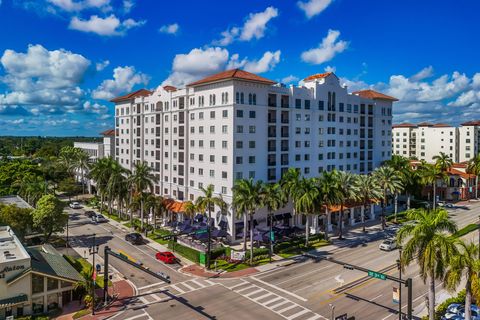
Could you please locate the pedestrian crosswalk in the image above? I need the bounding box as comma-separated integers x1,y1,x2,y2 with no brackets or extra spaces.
137,278,217,305
219,280,327,320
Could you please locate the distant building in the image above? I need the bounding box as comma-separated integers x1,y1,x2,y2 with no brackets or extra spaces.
0,195,31,209
393,121,480,163
0,226,82,318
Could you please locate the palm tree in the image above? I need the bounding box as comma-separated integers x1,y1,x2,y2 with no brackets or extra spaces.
106,161,130,215
385,155,410,218
316,171,342,240
89,157,114,213
467,154,480,199
261,183,286,262
73,266,94,310
397,208,458,320
433,152,453,172
196,184,226,269
334,171,359,240
444,241,480,320
74,149,91,195
280,167,301,229
355,174,382,232
153,196,166,230
373,166,403,229
402,166,421,210
291,178,320,246
128,162,158,233
231,179,263,266
419,163,447,210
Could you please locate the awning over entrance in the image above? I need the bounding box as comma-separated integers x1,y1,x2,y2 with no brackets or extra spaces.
163,199,187,213
0,294,28,308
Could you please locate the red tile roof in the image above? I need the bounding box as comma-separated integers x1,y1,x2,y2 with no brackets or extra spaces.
432,123,452,128
392,123,417,128
100,129,115,137
163,199,187,213
352,89,399,101
448,168,475,179
417,122,433,127
187,69,276,87
461,120,480,126
163,85,177,92
303,72,335,82
110,88,152,103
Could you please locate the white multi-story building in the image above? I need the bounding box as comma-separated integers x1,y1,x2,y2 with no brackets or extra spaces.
393,121,480,163
112,69,396,241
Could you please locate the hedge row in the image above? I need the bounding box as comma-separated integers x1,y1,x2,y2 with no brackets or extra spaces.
274,233,324,253
168,241,200,264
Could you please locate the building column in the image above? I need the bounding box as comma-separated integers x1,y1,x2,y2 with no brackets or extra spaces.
327,211,333,232
361,206,365,224
349,208,355,226
312,214,319,234
370,205,375,220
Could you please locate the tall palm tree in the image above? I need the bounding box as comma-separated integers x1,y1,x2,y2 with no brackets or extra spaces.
373,166,403,230
355,174,382,232
444,241,480,320
106,161,130,215
89,157,114,213
128,162,158,233
183,201,197,219
280,168,301,230
74,149,91,195
196,184,227,269
152,196,165,230
261,183,286,262
433,152,453,172
397,208,458,320
419,163,447,210
316,171,342,240
385,155,410,218
402,166,421,210
334,171,359,240
467,154,480,199
231,179,263,266
296,178,320,246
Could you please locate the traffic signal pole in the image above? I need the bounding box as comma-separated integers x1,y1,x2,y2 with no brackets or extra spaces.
305,254,413,320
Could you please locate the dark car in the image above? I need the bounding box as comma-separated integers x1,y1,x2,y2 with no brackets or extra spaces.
125,233,144,245
84,211,96,218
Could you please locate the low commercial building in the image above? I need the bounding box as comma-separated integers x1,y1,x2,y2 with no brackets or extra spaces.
0,226,82,318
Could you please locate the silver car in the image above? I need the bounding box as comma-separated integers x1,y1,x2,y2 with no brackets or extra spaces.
379,239,397,251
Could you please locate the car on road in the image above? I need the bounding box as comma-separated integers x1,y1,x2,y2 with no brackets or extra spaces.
155,251,177,264
84,210,96,218
69,202,82,209
125,233,144,245
92,213,108,223
445,203,454,208
379,239,397,251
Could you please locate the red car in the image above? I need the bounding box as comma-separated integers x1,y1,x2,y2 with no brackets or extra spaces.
155,251,177,264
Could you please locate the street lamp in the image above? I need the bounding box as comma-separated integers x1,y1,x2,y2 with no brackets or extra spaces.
329,303,335,320
88,234,100,315
397,246,403,320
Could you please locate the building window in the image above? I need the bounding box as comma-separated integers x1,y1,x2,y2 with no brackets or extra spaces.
249,141,256,148
222,110,228,118
222,171,227,179
32,274,44,294
47,278,58,291
249,156,255,164
236,110,243,118
249,111,256,118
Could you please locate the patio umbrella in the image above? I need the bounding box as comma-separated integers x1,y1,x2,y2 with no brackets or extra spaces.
194,232,209,241
179,225,194,234
194,214,204,222
193,222,208,229
212,229,228,238
252,232,266,242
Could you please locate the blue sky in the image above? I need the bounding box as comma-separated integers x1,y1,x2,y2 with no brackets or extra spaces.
0,0,479,136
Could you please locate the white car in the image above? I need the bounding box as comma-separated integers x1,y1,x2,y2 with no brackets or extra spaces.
92,213,108,223
379,239,397,251
69,202,82,209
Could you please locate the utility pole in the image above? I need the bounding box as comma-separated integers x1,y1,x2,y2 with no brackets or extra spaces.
88,234,99,315
397,246,403,320
269,213,273,263
329,303,335,320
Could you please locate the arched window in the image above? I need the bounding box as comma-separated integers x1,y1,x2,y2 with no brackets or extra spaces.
156,101,163,111
240,92,244,104
236,92,240,104
225,92,228,104
457,178,463,187
221,93,225,104
253,94,256,105
248,93,252,105
449,178,455,187
212,94,216,105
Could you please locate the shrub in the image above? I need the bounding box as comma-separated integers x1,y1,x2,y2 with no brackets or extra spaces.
245,247,269,259
433,289,466,320
168,241,200,264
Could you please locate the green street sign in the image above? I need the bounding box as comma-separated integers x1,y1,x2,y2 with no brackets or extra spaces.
196,229,208,235
199,252,206,266
270,231,275,241
368,270,387,280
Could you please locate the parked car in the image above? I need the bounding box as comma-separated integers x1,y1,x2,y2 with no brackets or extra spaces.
379,239,397,251
155,251,178,264
125,233,144,245
84,210,96,218
69,202,82,209
445,203,454,208
92,213,108,223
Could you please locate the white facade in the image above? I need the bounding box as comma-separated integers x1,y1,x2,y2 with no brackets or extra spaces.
73,141,104,161
393,121,480,163
113,70,395,240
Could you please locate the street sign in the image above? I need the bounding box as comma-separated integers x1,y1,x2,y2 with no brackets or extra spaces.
196,229,208,235
335,314,348,320
393,286,399,304
368,270,387,280
199,252,206,266
270,231,275,241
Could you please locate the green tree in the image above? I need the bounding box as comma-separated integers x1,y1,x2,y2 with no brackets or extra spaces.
467,154,480,199
291,178,320,246
385,155,409,218
444,241,480,320
196,184,227,268
373,166,403,229
58,177,81,202
355,174,382,233
316,171,341,240
0,204,33,240
32,194,68,242
73,266,94,309
335,171,359,240
89,157,114,213
433,152,453,172
128,162,158,233
397,208,458,320
419,162,447,210
261,183,286,262
73,149,91,195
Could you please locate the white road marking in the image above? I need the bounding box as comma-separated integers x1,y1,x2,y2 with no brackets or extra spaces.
305,315,322,320
228,281,250,290
191,279,207,288
274,265,332,286
169,284,185,294
236,285,257,293
138,282,166,291
334,274,345,285
179,281,196,291
244,288,265,297
267,300,290,310
262,296,283,306
287,309,311,320
250,276,308,302
276,304,297,314
370,294,383,302
124,313,148,320
253,293,274,302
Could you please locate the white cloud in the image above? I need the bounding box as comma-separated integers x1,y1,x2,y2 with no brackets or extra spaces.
162,47,280,87
47,0,111,12
69,14,145,36
95,59,110,71
215,6,278,46
324,65,336,73
297,0,332,19
281,75,299,84
227,50,281,73
0,44,90,108
301,29,348,64
122,0,134,13
92,65,150,100
409,66,434,82
82,101,108,114
159,23,179,35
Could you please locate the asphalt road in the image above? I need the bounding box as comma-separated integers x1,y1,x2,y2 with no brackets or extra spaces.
64,202,480,320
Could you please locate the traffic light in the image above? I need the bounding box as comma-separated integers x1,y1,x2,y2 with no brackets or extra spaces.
343,264,354,270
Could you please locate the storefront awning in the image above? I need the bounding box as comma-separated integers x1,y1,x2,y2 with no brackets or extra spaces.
0,294,28,308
